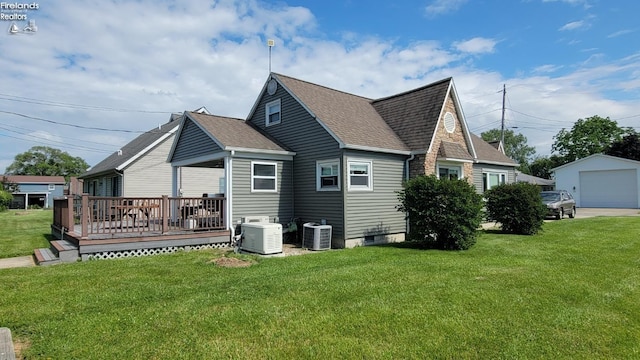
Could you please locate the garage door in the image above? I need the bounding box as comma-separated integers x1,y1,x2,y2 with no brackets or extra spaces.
580,169,638,208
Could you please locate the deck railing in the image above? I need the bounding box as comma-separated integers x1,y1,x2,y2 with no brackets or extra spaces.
54,195,226,239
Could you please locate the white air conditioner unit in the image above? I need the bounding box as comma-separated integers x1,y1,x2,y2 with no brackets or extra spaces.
303,223,332,250
241,222,282,255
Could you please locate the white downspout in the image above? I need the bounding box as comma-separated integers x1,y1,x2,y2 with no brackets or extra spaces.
404,153,416,236
226,151,234,237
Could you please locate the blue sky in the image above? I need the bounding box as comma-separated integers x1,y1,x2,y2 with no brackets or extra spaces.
1,0,639,172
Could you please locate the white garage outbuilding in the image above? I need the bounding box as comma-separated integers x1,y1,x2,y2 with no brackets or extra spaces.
553,154,640,208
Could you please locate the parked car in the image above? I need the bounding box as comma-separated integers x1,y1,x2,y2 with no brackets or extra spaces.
541,190,576,220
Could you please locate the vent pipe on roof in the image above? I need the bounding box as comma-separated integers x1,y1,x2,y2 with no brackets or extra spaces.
117,149,122,156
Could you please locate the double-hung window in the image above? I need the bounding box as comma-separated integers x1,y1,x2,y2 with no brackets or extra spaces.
317,160,340,191
347,160,372,191
265,99,281,126
438,165,462,180
251,161,277,192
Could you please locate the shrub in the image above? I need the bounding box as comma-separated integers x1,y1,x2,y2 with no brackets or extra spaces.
0,190,12,212
397,175,484,250
484,182,546,235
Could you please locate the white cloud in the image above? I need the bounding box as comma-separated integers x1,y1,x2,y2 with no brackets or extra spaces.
607,29,634,38
453,37,498,54
0,0,638,171
533,64,564,74
425,0,468,16
559,20,587,31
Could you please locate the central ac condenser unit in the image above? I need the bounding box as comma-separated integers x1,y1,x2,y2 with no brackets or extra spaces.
303,223,332,250
241,222,282,255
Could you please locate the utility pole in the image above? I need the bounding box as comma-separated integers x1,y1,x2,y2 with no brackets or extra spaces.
500,84,506,146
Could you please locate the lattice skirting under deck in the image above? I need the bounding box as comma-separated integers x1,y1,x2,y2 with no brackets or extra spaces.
85,243,230,260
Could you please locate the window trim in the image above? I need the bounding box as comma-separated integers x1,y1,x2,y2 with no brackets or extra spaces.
347,159,373,191
437,163,463,180
48,184,56,191
265,99,281,127
482,170,507,192
316,159,340,192
251,161,278,192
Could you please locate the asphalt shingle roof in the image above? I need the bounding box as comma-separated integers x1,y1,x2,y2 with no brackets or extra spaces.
274,74,410,153
1,175,65,184
470,133,517,165
438,141,474,161
81,119,180,178
186,112,290,152
372,78,451,152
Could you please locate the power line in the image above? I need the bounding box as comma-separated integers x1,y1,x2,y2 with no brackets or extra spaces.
0,119,119,149
0,110,173,134
0,125,114,153
0,93,173,114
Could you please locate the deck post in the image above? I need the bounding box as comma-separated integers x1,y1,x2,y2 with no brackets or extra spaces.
161,195,169,234
81,194,89,239
65,195,74,231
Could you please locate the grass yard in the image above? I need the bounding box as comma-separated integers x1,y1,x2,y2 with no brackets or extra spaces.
1,217,639,359
0,210,51,258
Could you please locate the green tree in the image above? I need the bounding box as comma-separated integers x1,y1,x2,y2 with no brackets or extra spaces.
481,129,536,172
1,176,19,192
552,115,632,162
605,132,640,161
5,146,89,179
528,155,566,179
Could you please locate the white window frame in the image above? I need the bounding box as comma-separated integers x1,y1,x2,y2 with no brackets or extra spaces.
251,161,277,192
437,163,463,180
265,99,281,126
316,159,340,191
482,170,507,192
347,159,373,191
48,184,56,191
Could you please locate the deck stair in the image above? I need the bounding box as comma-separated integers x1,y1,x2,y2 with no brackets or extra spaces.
34,239,79,266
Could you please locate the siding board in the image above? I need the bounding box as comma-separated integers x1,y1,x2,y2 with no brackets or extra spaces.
231,158,294,224
172,119,222,162
247,85,345,241
344,151,407,240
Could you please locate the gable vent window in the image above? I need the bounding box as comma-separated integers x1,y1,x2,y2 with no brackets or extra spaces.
265,99,281,126
444,112,456,133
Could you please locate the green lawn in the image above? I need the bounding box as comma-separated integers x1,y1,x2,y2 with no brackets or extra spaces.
1,217,639,359
0,210,51,258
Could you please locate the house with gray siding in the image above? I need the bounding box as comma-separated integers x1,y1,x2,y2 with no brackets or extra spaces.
168,73,516,248
469,134,518,194
80,110,223,198
1,175,66,209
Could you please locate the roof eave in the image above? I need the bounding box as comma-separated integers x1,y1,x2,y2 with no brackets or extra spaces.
342,144,411,156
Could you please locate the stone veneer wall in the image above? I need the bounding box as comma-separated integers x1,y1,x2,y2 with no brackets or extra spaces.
410,93,473,183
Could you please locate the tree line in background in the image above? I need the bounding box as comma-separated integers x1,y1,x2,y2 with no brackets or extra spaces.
482,115,640,179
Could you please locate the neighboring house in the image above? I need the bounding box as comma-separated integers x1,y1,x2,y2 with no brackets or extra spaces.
514,171,555,190
80,110,224,197
168,73,517,248
553,154,640,208
470,134,517,193
1,175,65,209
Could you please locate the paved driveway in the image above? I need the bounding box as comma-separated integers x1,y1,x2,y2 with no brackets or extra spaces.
574,208,640,219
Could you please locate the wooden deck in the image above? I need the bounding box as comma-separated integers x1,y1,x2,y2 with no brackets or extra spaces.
50,195,231,261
